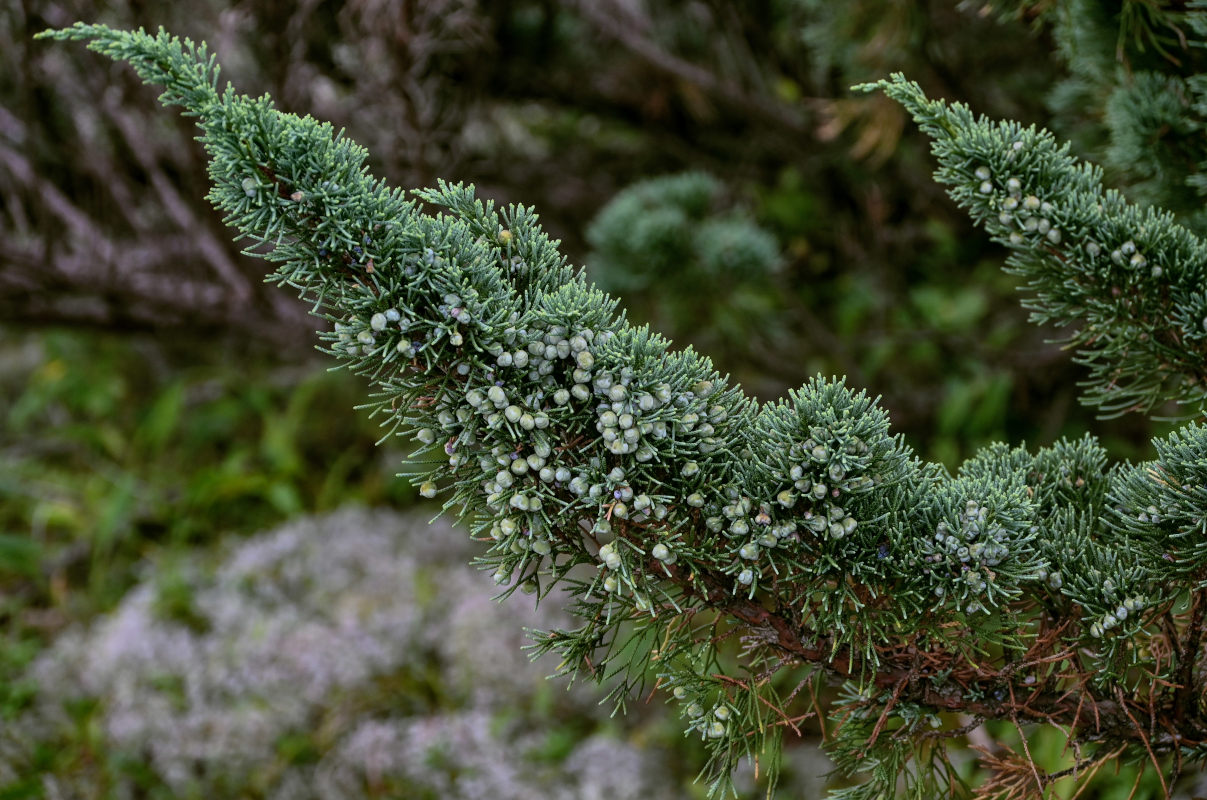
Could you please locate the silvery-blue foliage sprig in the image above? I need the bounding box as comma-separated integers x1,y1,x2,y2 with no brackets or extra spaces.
42,24,1207,798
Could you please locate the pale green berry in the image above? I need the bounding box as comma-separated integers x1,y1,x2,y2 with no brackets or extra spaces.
487,386,507,405
673,686,688,700
357,330,375,345
707,721,726,738
531,539,552,556
416,428,436,444
504,405,523,423
370,312,388,331
576,350,595,369
687,703,704,717
603,575,618,593
242,177,259,196
652,543,671,562
553,388,571,405
737,568,754,585
494,568,510,585
714,706,731,721
533,438,552,459
739,543,760,560
682,461,700,477
419,481,438,498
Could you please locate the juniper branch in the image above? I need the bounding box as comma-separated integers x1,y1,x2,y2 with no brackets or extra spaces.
41,23,1207,798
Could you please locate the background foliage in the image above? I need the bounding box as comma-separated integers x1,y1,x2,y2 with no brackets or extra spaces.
4,1,1205,797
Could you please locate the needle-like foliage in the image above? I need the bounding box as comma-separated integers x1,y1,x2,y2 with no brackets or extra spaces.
40,22,1207,798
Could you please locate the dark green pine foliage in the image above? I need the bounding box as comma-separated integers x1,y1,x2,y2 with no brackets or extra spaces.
42,21,1207,799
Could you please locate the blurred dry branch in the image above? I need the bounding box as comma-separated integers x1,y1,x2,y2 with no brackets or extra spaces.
2,0,489,351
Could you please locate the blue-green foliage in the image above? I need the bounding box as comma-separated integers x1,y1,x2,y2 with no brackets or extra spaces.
41,22,1207,799
586,172,780,291
584,172,785,382
863,73,1207,419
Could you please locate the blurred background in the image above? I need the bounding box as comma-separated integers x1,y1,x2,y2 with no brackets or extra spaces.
1,1,1197,797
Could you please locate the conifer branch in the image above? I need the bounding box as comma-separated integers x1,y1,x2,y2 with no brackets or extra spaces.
41,23,1207,797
